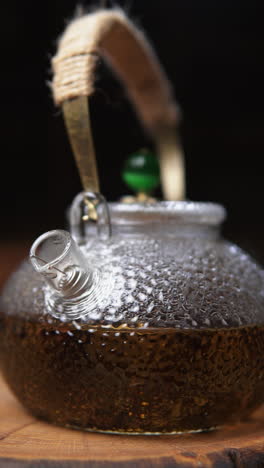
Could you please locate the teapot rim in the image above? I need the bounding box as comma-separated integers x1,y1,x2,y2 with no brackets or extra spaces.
108,201,226,226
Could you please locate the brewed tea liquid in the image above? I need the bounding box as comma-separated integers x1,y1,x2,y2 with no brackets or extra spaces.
1,313,264,434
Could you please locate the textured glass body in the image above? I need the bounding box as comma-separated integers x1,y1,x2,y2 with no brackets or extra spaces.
1,202,264,433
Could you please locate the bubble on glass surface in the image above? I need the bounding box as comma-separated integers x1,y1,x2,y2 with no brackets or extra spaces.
138,293,147,302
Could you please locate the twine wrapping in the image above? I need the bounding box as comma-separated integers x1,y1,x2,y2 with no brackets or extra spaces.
52,9,179,132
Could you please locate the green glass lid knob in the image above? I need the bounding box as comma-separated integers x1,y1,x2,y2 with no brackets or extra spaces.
122,150,160,194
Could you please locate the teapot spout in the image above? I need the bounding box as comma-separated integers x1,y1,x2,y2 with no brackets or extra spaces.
30,230,93,299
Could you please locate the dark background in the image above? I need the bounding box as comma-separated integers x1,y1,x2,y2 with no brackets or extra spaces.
1,1,264,262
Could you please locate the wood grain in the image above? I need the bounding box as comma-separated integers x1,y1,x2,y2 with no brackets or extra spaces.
1,242,264,467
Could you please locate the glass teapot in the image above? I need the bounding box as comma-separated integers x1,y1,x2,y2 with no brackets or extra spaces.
1,8,264,435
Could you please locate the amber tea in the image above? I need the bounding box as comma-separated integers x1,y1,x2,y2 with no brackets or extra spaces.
1,312,264,434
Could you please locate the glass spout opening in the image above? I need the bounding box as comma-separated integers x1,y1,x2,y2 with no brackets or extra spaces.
30,230,71,270
30,230,92,298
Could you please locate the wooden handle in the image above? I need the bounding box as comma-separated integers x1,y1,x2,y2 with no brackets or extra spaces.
52,8,185,200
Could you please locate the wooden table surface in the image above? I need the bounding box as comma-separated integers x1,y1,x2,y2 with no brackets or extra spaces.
1,241,264,468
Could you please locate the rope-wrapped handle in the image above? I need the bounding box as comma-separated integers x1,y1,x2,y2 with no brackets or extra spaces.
52,8,185,200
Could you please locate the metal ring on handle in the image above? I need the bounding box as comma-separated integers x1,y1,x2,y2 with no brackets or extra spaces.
52,8,185,201
69,191,112,244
